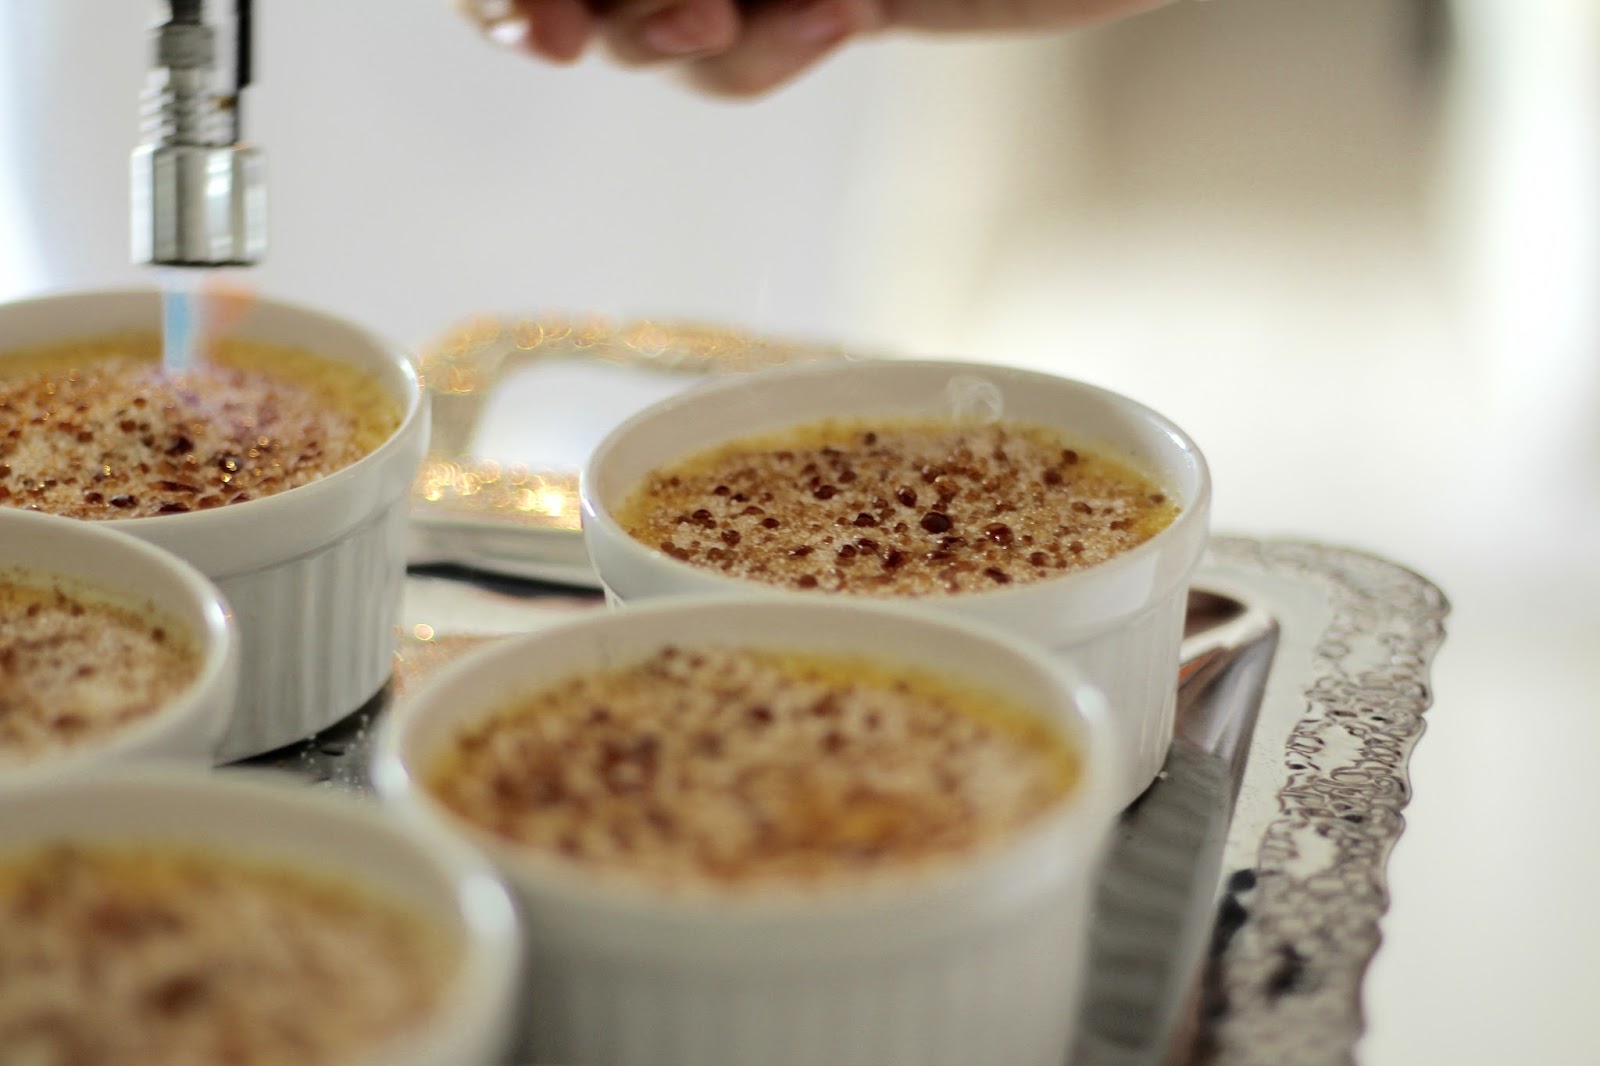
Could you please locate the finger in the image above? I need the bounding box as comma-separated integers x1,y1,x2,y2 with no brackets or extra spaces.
517,0,598,62
600,0,742,65
459,0,596,63
682,0,881,97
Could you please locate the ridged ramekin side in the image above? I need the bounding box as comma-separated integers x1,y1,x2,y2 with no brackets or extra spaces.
521,873,1089,1066
212,498,409,759
1052,583,1191,804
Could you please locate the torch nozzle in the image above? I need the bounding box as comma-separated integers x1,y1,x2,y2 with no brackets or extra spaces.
131,0,265,268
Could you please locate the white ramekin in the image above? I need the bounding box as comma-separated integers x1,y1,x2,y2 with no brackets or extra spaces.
580,359,1211,804
373,596,1123,1066
0,508,237,785
0,288,429,759
0,768,522,1066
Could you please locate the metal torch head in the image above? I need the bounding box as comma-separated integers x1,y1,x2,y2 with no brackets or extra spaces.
131,142,266,267
132,0,266,268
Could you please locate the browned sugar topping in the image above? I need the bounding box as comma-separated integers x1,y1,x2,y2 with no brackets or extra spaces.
0,844,455,1066
0,333,399,520
0,575,198,764
617,418,1180,596
429,646,1078,890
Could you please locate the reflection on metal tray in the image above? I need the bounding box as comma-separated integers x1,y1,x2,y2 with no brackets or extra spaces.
406,317,857,586
234,536,1448,1066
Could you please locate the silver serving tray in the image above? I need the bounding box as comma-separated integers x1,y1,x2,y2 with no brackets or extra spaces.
237,536,1448,1066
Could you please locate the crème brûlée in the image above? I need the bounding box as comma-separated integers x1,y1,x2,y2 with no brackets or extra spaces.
0,844,456,1066
0,573,198,764
427,645,1080,891
616,417,1180,597
0,333,400,520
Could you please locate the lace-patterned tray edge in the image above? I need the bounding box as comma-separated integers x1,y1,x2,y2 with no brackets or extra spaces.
1191,536,1449,1066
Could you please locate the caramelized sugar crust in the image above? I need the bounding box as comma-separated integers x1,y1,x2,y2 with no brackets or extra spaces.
430,646,1079,890
0,844,455,1066
0,575,197,763
0,333,399,520
618,418,1179,596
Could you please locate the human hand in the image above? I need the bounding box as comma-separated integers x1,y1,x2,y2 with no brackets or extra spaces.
459,0,1169,98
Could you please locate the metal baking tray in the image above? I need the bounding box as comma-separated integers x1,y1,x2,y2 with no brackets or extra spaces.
236,536,1447,1066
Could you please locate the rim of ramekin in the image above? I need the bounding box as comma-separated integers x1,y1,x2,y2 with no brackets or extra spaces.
0,287,424,540
580,357,1211,610
0,767,522,1066
371,595,1124,926
0,508,237,785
